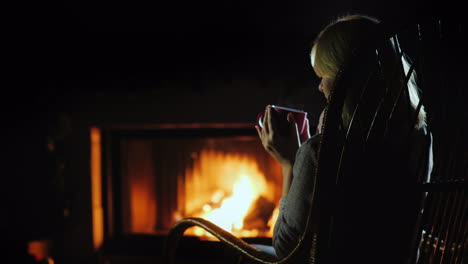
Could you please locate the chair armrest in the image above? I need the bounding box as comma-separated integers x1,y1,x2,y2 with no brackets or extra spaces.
164,217,279,264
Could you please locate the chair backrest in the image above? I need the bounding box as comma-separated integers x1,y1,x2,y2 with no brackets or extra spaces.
397,19,467,264
309,18,466,264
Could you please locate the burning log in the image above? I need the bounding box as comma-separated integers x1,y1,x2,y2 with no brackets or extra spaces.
243,196,276,231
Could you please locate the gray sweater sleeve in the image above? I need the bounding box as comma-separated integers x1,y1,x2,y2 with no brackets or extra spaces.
272,134,321,258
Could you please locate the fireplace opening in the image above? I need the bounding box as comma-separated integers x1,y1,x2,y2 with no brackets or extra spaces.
99,125,283,242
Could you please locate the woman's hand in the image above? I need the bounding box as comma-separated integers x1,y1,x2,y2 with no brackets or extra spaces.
255,106,301,169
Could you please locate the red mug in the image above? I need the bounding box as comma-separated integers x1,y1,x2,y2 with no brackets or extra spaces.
257,105,308,141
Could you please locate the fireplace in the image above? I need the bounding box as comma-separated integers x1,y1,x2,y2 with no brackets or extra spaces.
92,123,283,248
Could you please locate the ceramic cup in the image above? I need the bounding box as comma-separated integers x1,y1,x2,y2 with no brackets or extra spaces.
256,105,308,140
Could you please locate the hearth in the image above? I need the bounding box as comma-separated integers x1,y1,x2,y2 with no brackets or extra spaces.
91,123,282,249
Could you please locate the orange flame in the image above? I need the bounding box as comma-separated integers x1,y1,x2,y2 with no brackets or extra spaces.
181,149,277,238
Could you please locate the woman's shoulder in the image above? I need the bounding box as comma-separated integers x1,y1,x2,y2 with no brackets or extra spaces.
298,134,322,155
302,134,322,147
293,134,321,177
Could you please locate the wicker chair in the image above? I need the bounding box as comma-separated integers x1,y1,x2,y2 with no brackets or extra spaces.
164,19,467,264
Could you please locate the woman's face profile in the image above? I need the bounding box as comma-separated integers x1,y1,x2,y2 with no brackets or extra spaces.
318,77,334,100
311,44,335,100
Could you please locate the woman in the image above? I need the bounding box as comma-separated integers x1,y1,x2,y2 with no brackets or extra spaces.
255,14,432,262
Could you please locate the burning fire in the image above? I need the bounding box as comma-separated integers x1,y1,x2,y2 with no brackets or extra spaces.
179,149,278,238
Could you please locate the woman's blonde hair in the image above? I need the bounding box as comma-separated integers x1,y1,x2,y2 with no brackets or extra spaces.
311,14,426,129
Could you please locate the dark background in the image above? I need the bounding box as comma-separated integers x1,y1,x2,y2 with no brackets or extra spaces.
4,0,462,263
10,0,445,107
7,0,448,116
